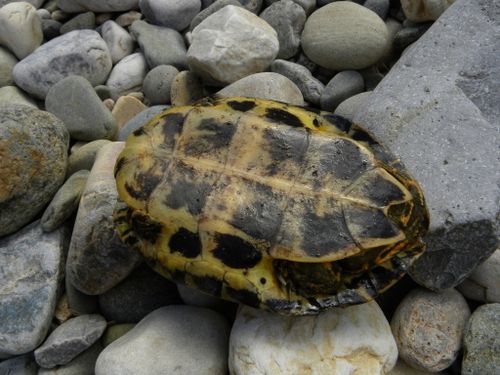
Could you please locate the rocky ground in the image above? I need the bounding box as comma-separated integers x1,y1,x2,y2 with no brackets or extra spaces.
0,0,499,374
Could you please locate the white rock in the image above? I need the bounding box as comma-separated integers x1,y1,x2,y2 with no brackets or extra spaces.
401,0,455,22
106,52,147,95
0,2,43,59
229,302,398,375
187,5,279,85
101,20,135,64
58,0,139,13
0,0,44,7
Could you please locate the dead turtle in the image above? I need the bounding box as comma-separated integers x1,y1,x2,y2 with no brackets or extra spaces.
114,97,429,315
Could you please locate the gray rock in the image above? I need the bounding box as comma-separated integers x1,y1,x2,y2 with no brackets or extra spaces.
393,22,433,52
58,0,139,13
36,8,51,19
0,85,38,108
0,222,68,358
215,72,304,105
139,0,201,30
0,46,17,87
130,20,187,69
320,70,365,111
99,264,181,323
334,91,373,120
265,0,316,15
12,30,112,99
101,20,134,64
95,306,230,375
0,2,43,59
190,0,242,31
301,2,389,70
118,105,168,140
260,0,306,59
0,354,37,374
60,11,95,34
401,0,455,22
41,19,62,41
65,277,98,316
45,75,117,141
143,65,179,105
38,342,103,375
462,303,500,375
363,0,390,19
354,0,500,291
34,315,106,369
170,70,205,107
391,288,470,372
187,5,278,85
106,52,148,95
360,65,385,90
270,59,324,105
66,142,142,295
66,139,111,176
457,249,500,303
41,170,90,232
237,0,262,13
0,105,69,237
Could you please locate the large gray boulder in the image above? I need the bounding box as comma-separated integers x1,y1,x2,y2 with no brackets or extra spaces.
354,0,499,290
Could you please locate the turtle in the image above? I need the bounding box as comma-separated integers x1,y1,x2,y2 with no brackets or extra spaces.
113,96,429,315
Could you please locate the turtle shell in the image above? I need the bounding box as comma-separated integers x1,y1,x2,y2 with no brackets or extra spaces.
114,97,429,315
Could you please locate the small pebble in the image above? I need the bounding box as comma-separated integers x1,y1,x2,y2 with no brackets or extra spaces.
60,11,95,34
401,0,455,22
66,139,111,176
106,52,148,96
0,46,17,87
101,20,135,64
140,0,201,31
112,95,147,130
170,70,204,107
41,19,62,40
115,10,142,27
320,70,365,111
143,65,179,105
54,294,74,324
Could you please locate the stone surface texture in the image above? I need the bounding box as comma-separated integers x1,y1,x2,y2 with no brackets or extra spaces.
139,0,201,30
58,0,139,13
38,342,103,375
354,0,500,290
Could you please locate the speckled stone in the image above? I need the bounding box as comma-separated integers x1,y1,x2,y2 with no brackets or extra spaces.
0,105,69,236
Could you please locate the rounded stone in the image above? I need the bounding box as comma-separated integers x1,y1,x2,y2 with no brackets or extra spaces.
139,0,201,31
215,72,304,105
111,95,147,130
45,75,117,141
101,20,134,64
265,0,316,15
401,0,455,22
0,2,43,59
363,0,390,20
12,29,112,99
320,70,365,111
66,139,111,176
95,306,230,375
229,301,397,374
41,19,62,40
390,288,471,372
189,0,242,31
0,354,38,374
462,303,500,374
301,1,389,70
0,105,69,236
38,342,103,375
143,65,179,105
102,324,135,347
0,46,17,87
170,70,204,107
118,105,168,141
106,52,148,96
0,85,38,108
187,5,279,85
60,11,96,34
334,91,373,120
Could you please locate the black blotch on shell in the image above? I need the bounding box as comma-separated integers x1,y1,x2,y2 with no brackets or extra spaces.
212,234,262,269
169,227,202,258
226,99,257,112
114,157,127,178
130,212,163,243
321,114,352,133
350,126,378,145
125,172,162,202
264,108,304,128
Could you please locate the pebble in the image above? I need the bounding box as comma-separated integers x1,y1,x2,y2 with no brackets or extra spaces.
98,264,181,323
0,46,17,87
401,0,455,22
462,303,500,375
66,142,142,295
130,20,187,69
58,0,139,13
118,105,168,140
60,11,95,34
101,20,135,64
0,105,69,236
321,70,365,111
229,302,397,374
95,306,230,375
363,0,390,19
0,354,38,374
66,139,111,176
38,342,103,375
216,72,304,105
12,30,112,99
0,85,38,107
393,22,433,52
270,59,324,105
457,249,500,303
106,52,148,96
115,10,142,27
170,70,204,107
34,314,106,369
51,9,70,22
0,222,68,357
189,0,242,31
41,170,90,232
260,0,306,59
0,2,42,60
111,95,147,129
45,75,117,141
301,1,389,70
265,0,316,15
102,324,135,347
41,19,62,40
390,288,470,372
187,5,279,85
140,0,201,31
334,91,373,120
143,65,179,105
